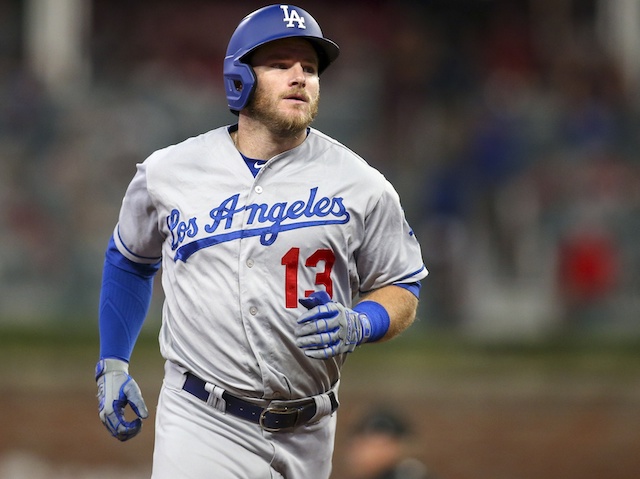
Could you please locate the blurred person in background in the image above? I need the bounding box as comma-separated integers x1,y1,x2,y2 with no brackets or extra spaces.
342,408,437,479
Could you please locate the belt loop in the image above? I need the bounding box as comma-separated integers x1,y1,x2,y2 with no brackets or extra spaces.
205,383,226,412
310,392,335,423
165,360,188,387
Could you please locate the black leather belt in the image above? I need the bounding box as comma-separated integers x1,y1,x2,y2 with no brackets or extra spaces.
182,372,338,432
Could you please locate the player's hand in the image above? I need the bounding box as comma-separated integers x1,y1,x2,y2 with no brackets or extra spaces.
95,358,149,441
296,291,372,359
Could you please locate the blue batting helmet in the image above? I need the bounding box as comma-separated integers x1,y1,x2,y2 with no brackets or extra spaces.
223,4,340,112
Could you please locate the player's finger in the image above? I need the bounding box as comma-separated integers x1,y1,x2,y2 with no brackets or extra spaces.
296,317,340,336
109,403,144,441
296,319,336,336
123,379,149,418
297,304,338,324
303,346,339,360
103,413,119,436
299,291,332,310
295,330,339,349
115,417,143,442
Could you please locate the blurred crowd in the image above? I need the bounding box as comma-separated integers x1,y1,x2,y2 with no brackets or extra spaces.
1,0,639,335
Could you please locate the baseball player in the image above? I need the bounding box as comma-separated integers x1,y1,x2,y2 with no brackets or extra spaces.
95,4,428,479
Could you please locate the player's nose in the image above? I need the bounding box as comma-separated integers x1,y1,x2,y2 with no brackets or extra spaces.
288,63,306,87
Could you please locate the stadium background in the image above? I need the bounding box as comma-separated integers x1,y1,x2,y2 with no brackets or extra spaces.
1,0,640,478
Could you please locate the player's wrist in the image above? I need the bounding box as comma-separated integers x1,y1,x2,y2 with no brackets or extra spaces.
353,300,390,343
95,357,130,380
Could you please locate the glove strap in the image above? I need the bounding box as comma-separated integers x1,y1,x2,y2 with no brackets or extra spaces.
353,300,390,343
95,357,129,380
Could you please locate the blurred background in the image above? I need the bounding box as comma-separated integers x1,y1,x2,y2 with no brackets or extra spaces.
1,0,640,478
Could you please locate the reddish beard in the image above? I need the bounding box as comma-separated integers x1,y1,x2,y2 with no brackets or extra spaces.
247,86,319,136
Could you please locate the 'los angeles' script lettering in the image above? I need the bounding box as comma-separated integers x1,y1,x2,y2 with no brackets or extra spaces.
168,188,349,261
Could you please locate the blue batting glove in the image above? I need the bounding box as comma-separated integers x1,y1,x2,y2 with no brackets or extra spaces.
296,291,372,359
95,358,149,441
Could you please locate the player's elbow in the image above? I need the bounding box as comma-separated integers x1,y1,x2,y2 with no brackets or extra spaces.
386,295,418,340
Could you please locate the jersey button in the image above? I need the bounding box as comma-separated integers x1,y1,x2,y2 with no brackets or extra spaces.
254,186,263,194
249,306,258,316
246,259,254,268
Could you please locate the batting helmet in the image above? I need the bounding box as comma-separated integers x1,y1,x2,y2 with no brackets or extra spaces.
223,4,340,112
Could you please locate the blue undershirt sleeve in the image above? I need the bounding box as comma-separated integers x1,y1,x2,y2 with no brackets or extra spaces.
99,236,161,361
393,281,421,299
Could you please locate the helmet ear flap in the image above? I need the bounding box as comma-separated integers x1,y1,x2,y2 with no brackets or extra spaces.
223,58,256,112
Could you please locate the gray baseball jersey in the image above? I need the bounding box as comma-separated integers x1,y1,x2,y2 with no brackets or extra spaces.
114,125,427,400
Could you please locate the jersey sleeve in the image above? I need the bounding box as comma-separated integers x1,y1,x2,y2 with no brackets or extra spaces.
113,161,164,264
356,180,428,293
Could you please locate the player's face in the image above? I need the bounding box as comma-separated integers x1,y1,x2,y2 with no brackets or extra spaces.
247,38,320,134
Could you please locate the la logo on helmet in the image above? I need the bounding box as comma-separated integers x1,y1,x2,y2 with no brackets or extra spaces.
281,5,306,29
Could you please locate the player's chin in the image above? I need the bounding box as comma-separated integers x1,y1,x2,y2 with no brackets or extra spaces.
281,100,317,118
280,103,309,117
278,110,315,131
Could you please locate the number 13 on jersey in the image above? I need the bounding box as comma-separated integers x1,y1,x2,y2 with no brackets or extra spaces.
281,247,335,308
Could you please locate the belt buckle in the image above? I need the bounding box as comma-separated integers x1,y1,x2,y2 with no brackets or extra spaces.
259,405,298,432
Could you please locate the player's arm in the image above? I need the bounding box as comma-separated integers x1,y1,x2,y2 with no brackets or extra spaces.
96,235,160,441
98,235,160,360
356,283,419,342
